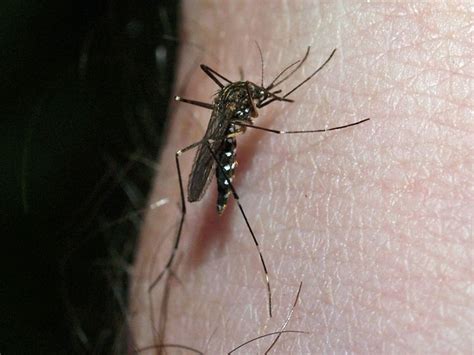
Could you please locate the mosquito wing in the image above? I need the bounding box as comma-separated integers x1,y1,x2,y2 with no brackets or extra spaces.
187,108,229,202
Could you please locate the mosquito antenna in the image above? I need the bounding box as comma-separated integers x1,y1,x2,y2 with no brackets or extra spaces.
265,60,300,91
266,46,311,91
255,41,264,87
282,48,336,99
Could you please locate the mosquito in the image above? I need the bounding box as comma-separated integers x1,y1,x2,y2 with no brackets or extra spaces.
149,46,370,318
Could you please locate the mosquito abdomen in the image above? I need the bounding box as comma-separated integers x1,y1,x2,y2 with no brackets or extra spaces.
216,134,237,215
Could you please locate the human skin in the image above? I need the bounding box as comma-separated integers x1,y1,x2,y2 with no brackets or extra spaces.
130,1,472,354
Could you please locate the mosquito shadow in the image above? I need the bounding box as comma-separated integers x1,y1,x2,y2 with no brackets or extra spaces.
186,189,235,269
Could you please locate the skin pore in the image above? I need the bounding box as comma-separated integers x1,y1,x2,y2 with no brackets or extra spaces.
130,1,472,353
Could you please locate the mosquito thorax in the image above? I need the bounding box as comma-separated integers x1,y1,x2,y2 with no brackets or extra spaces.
216,81,268,121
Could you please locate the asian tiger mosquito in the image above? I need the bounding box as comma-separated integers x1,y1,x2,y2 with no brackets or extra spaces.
149,46,370,318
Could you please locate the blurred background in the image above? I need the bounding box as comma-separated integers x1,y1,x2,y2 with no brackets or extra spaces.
1,0,179,353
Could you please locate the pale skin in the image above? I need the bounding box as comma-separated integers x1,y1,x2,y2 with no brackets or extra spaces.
130,1,472,354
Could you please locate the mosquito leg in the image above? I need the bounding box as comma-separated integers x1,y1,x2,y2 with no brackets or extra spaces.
280,48,336,100
205,141,273,318
265,281,303,354
174,96,214,110
200,64,233,88
258,48,337,108
226,282,305,354
266,46,311,91
148,140,204,292
262,48,337,109
235,118,370,135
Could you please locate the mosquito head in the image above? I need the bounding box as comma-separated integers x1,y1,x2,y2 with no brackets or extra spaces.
232,81,289,122
242,81,292,110
246,82,271,108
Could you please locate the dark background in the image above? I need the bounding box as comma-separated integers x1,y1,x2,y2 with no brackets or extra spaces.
1,0,178,353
